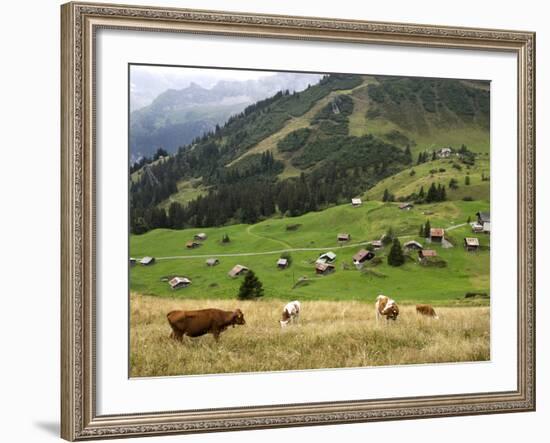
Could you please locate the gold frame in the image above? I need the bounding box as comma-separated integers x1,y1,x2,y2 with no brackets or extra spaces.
61,2,536,440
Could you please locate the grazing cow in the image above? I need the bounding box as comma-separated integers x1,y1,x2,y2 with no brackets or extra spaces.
280,300,301,328
167,308,245,341
375,295,399,322
416,304,439,319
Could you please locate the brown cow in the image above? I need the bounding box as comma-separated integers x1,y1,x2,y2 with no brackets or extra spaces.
416,304,439,319
167,308,245,341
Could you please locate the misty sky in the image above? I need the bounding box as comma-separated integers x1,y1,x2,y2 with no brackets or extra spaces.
130,65,301,111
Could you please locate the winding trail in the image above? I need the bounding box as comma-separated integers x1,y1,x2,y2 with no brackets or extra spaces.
137,223,469,262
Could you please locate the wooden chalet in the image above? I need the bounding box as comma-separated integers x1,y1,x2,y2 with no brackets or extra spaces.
318,251,337,263
403,240,423,251
206,258,220,266
169,277,192,289
140,256,155,266
337,233,351,242
315,262,335,275
418,249,437,261
352,249,375,265
186,241,200,249
277,258,289,269
351,198,362,207
194,233,207,241
429,228,445,243
228,264,248,278
399,202,414,210
464,237,480,251
370,240,383,250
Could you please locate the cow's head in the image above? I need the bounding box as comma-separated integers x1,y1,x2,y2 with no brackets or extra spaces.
386,305,399,321
232,309,246,326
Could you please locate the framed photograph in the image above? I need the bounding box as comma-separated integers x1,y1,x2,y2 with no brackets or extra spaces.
61,1,536,440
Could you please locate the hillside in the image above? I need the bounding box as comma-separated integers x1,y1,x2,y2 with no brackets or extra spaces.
130,73,323,160
130,73,490,235
366,157,490,201
130,199,490,304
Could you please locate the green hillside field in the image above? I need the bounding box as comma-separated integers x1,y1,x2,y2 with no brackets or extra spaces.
130,199,490,306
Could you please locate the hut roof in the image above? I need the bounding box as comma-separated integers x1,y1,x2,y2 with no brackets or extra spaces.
337,233,350,240
319,251,337,261
353,249,374,263
351,198,362,206
464,237,480,247
430,228,445,237
420,249,437,257
206,258,219,265
140,256,155,265
228,264,248,277
404,240,423,249
169,277,191,288
315,262,334,272
277,258,288,266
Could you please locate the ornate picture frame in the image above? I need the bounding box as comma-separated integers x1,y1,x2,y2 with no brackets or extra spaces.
61,1,535,440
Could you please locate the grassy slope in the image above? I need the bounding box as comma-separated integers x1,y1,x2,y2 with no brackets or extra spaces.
131,295,490,377
366,157,490,201
130,199,490,305
347,80,490,156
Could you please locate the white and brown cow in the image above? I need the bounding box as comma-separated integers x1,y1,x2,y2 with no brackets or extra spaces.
279,300,301,328
375,295,399,322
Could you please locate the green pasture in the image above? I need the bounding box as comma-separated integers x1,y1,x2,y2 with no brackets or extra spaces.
130,199,490,306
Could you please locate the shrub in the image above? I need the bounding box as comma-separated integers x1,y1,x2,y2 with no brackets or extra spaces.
238,271,264,300
462,196,474,201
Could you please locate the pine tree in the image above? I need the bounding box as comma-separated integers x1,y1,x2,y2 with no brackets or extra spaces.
426,182,438,203
439,185,447,201
383,188,390,202
465,175,471,185
424,219,431,238
404,145,412,164
222,233,231,243
382,226,395,245
419,224,425,237
238,270,264,300
432,151,437,161
418,186,425,200
387,238,405,267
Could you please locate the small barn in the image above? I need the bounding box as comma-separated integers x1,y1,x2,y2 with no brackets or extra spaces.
430,228,445,243
399,202,414,210
129,257,136,266
438,147,452,158
471,222,484,233
186,241,200,249
464,237,480,251
318,251,337,263
169,277,191,290
418,249,437,261
315,262,335,275
351,198,362,207
194,233,207,241
403,240,423,251
277,258,289,269
337,233,351,242
140,256,155,266
370,240,383,250
482,222,491,234
206,258,220,266
228,264,249,278
476,211,490,226
352,249,375,265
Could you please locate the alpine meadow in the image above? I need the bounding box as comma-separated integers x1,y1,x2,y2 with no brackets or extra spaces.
129,66,491,377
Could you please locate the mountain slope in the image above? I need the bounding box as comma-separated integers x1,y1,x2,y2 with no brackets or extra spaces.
130,73,323,160
130,73,490,234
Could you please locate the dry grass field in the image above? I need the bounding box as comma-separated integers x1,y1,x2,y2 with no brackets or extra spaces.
130,293,490,377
